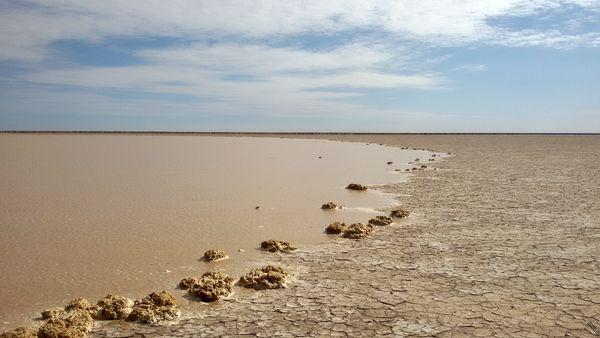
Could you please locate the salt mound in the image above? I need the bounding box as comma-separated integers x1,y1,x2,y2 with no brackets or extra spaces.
203,249,228,262
189,271,234,302
342,223,373,239
96,294,133,320
345,183,368,191
260,240,297,253
390,207,410,218
238,265,289,290
40,308,66,320
65,298,99,318
38,309,95,338
0,327,37,338
178,277,198,290
368,215,393,226
321,202,338,209
325,222,346,234
127,291,180,324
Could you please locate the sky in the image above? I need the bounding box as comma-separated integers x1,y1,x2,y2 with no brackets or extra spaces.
0,0,599,132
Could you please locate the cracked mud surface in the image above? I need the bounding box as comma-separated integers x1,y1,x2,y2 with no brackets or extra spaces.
92,134,600,337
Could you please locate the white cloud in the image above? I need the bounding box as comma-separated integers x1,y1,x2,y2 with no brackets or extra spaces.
1,0,599,62
19,42,443,117
23,42,439,88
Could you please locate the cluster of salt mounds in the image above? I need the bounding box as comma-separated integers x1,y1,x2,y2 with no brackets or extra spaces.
2,291,179,337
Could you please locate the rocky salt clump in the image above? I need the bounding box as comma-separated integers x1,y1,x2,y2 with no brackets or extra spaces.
345,183,368,191
38,309,95,338
203,249,228,262
65,298,99,318
238,265,289,290
368,215,393,226
188,272,234,302
260,240,297,253
0,327,37,338
38,321,80,338
178,277,198,290
41,307,66,320
342,223,373,239
95,294,133,320
390,207,410,219
325,221,347,234
321,202,338,209
127,291,180,324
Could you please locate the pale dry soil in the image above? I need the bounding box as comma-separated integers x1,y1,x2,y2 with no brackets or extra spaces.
93,135,600,337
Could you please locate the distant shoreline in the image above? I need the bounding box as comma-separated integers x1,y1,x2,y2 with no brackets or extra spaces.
1,131,599,136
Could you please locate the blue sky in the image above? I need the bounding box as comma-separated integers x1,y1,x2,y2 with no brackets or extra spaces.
0,1,599,132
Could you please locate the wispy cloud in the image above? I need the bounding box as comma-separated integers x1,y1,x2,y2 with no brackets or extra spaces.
1,1,599,62
137,43,393,74
20,41,444,117
493,30,600,48
452,64,487,72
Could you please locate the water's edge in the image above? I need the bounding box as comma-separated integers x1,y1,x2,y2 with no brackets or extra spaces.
87,136,449,335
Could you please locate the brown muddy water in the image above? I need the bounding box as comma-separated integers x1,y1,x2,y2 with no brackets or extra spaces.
0,134,438,329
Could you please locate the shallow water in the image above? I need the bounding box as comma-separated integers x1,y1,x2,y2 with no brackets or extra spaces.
0,134,435,329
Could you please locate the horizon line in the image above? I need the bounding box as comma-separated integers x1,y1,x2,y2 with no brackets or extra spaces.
1,131,600,136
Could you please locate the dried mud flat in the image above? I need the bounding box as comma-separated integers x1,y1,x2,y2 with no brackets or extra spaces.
92,134,600,337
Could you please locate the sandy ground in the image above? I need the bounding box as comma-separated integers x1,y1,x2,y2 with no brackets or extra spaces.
85,134,600,337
